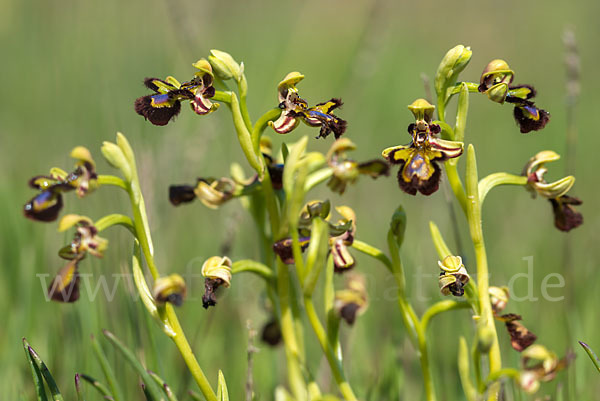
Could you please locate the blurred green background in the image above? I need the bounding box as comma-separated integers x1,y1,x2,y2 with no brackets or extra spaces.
2,0,599,399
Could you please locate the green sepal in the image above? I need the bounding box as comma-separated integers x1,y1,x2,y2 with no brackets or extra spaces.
428,221,452,259
303,217,329,296
454,82,469,144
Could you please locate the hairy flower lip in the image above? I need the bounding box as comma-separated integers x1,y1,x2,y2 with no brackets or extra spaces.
23,191,64,222
383,137,463,196
47,256,83,303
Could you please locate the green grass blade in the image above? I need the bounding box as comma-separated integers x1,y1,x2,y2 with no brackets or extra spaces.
91,334,124,401
188,391,203,400
22,338,48,401
26,343,64,401
102,329,165,400
579,341,600,373
74,374,84,401
148,371,178,401
79,374,113,399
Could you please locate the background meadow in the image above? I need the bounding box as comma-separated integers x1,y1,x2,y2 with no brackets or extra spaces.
1,0,599,399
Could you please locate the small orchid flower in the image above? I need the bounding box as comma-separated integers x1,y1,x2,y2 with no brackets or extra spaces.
383,99,463,195
523,150,583,231
134,59,218,126
478,59,550,133
269,72,347,138
24,147,98,222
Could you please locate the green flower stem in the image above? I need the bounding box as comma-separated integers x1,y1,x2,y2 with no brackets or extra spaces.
260,163,282,240
164,304,218,401
94,214,135,235
304,297,358,401
444,162,468,215
351,239,393,272
414,322,436,401
304,168,333,193
212,90,232,104
458,337,477,401
276,259,307,401
421,300,470,333
472,342,484,392
122,165,218,401
231,259,274,281
446,82,480,99
351,239,418,345
97,175,127,190
127,185,159,280
387,233,435,401
229,93,263,175
245,106,305,398
352,239,434,399
465,145,501,399
324,256,342,364
478,173,527,204
251,108,282,154
237,75,253,131
484,368,520,387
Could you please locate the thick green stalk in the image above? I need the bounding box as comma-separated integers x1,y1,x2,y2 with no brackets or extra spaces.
122,160,217,401
421,300,470,332
231,259,274,281
277,260,307,401
229,93,263,175
237,75,253,131
465,145,501,400
164,305,218,401
415,322,436,401
251,108,281,156
304,297,358,401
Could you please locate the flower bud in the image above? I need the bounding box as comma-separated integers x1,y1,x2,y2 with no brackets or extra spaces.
194,178,236,209
489,286,509,314
152,274,187,306
207,50,242,82
434,45,472,98
101,141,132,182
389,205,407,248
519,371,540,394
